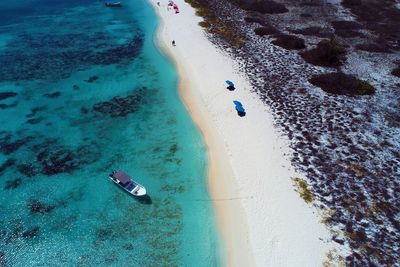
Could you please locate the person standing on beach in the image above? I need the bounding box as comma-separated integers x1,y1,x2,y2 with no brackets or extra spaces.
172,40,176,46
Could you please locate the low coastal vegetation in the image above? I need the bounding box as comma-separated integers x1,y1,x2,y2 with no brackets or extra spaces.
384,112,400,128
342,0,361,5
292,177,314,203
291,26,333,38
271,34,305,50
185,0,245,48
341,0,400,52
229,0,288,14
244,16,265,25
309,72,375,96
331,20,363,38
198,21,210,28
323,248,345,267
301,38,347,67
254,25,279,36
346,162,368,177
355,42,392,53
391,66,400,77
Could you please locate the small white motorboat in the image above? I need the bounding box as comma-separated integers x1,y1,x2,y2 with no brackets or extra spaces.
109,170,146,196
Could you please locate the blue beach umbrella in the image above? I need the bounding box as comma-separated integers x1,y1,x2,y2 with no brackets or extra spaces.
233,100,243,107
225,80,234,87
236,105,245,113
233,100,245,113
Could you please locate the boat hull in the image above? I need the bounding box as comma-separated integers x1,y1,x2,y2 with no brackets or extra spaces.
109,176,147,197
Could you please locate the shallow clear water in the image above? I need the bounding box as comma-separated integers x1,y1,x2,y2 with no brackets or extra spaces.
0,0,220,265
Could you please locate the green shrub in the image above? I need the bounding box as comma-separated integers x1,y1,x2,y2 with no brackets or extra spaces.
301,37,347,67
244,16,265,24
198,21,211,28
212,24,246,48
271,34,305,50
232,0,288,14
357,80,375,95
309,72,375,96
291,26,333,38
342,0,362,6
355,43,392,53
185,0,245,48
195,8,215,19
184,0,204,8
292,177,314,204
391,66,400,77
254,25,279,36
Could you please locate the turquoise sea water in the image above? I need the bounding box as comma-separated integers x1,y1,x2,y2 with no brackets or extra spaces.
0,0,220,266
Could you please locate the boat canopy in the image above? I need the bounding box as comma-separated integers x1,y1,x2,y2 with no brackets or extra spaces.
113,171,132,186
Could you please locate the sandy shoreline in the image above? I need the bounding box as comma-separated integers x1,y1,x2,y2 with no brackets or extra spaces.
148,0,337,265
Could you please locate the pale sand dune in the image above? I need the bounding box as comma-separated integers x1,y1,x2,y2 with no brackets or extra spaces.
148,0,338,266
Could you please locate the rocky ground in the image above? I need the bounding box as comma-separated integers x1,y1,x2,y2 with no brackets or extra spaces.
188,0,400,265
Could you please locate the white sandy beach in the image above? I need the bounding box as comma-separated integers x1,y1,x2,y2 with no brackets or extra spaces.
149,0,338,266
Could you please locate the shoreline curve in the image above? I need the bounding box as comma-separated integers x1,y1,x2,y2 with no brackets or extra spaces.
147,0,338,266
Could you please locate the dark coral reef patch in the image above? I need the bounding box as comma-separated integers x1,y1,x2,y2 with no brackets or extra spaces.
0,32,144,82
0,102,18,109
28,199,55,214
391,66,400,77
0,132,32,155
0,92,18,101
0,158,16,174
26,106,47,118
35,142,100,175
37,148,75,175
22,226,40,238
26,117,44,125
4,178,22,190
17,163,39,177
93,87,149,117
84,76,99,83
43,92,61,98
